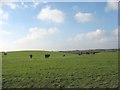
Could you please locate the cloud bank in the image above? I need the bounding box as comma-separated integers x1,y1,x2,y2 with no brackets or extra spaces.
69,28,118,49
15,27,60,44
105,0,118,11
37,6,65,23
74,12,94,23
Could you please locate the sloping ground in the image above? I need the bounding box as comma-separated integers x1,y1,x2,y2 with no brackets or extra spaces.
2,51,118,88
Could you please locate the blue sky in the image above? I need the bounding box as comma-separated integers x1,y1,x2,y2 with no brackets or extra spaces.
0,1,118,51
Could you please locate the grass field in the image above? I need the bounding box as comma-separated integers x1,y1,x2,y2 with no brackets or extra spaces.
2,51,118,88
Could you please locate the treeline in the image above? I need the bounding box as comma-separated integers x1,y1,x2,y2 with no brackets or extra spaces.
59,49,118,54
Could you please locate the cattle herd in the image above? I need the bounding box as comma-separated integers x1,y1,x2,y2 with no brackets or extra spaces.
78,52,96,55
2,51,96,59
29,54,51,59
27,52,95,58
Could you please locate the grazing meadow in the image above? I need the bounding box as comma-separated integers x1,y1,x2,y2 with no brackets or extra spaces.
2,51,118,88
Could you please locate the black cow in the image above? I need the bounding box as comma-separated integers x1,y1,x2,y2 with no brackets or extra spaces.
4,52,7,55
45,54,50,58
86,52,90,55
29,54,32,59
92,52,96,55
78,54,81,55
63,54,65,57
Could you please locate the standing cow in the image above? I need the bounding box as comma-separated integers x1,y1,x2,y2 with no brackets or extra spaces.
4,52,7,55
86,52,90,55
29,54,33,59
45,54,50,58
92,52,96,55
63,54,65,57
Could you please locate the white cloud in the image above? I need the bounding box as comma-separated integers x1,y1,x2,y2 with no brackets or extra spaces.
69,29,118,49
21,2,24,6
32,0,48,8
0,28,118,51
15,27,60,44
72,29,106,42
1,0,18,9
0,8,9,20
113,28,118,36
105,0,118,11
0,7,10,37
74,12,94,23
0,8,9,25
6,2,17,9
0,27,10,37
1,1,17,10
32,2,40,8
113,27,120,39
20,2,29,8
0,30,10,37
37,6,65,23
69,28,118,49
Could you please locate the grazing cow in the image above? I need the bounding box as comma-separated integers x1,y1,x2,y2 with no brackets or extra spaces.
45,54,50,58
86,52,90,55
78,53,82,55
4,52,7,55
63,54,65,57
30,54,32,59
92,52,95,55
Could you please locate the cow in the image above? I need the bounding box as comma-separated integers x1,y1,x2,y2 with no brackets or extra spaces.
86,52,90,55
45,54,50,58
78,52,83,55
63,54,65,57
4,52,7,55
92,52,96,55
29,54,32,59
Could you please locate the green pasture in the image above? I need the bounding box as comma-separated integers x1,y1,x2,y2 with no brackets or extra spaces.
2,51,118,88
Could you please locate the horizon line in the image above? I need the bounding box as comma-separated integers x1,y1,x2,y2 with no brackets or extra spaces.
0,48,119,52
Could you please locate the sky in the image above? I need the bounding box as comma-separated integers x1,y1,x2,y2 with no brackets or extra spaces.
0,0,119,51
